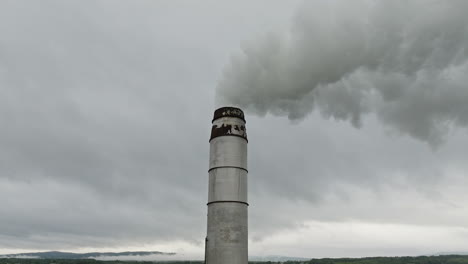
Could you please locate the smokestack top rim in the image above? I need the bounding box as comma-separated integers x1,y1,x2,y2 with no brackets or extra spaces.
212,106,246,123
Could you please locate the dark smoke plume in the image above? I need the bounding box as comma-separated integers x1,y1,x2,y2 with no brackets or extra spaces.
217,0,468,145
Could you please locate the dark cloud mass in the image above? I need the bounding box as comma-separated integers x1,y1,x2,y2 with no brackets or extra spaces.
0,0,221,250
1,0,468,258
0,0,301,253
217,0,468,145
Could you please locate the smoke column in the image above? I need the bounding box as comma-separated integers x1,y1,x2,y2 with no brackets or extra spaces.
217,0,468,145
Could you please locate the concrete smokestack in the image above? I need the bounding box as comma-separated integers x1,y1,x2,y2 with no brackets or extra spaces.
206,107,248,264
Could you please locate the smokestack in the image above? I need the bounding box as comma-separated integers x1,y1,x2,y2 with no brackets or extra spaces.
206,107,248,264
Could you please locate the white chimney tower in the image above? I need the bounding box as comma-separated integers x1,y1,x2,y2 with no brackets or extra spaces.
205,107,248,264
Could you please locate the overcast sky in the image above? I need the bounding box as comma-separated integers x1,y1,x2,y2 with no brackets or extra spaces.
1,0,468,259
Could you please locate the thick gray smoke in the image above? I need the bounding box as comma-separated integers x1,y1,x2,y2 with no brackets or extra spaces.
217,0,468,145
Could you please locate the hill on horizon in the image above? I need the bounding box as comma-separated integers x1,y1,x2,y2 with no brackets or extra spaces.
0,251,174,259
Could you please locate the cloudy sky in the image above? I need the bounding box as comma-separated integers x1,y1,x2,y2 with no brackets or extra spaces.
1,0,468,259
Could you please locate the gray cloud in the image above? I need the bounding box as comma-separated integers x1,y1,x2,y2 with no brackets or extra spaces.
1,0,467,258
246,113,468,241
217,0,468,145
0,0,301,252
0,0,217,250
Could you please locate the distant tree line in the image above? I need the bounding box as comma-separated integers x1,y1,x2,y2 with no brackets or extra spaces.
1,255,468,264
